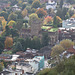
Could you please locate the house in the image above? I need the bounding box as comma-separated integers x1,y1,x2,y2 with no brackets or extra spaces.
16,62,33,73
46,0,57,10
12,5,21,12
58,27,75,42
68,46,75,54
29,56,44,73
63,3,71,8
0,54,12,60
62,18,75,29
0,69,24,75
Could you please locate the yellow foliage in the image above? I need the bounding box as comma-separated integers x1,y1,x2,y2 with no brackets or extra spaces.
2,20,7,30
21,8,28,17
60,39,74,50
51,45,64,57
5,37,13,48
71,14,75,18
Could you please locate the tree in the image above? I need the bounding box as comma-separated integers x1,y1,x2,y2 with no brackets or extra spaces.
22,3,26,10
0,63,3,72
29,13,39,25
5,37,13,49
13,42,23,52
8,20,16,28
15,11,23,19
36,8,47,18
44,16,53,25
71,14,75,18
28,0,33,4
42,32,49,47
53,16,62,27
26,6,31,13
8,12,17,21
31,36,42,49
21,8,28,17
10,29,19,38
51,45,64,57
60,0,63,8
17,38,25,51
0,11,8,21
15,19,23,30
5,26,10,36
60,39,74,50
32,0,41,8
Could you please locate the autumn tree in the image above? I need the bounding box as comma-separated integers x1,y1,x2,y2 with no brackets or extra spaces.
15,19,23,30
8,12,17,21
5,37,13,49
51,45,64,57
29,13,39,25
36,8,47,18
71,14,75,18
15,11,23,19
21,8,28,17
53,16,62,27
8,20,16,28
32,0,41,8
60,39,74,50
0,11,8,21
44,16,53,25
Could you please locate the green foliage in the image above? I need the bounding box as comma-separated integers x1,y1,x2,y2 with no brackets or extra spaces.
15,19,23,30
0,11,8,21
60,0,63,8
29,13,39,25
8,12,17,21
0,64,3,72
31,36,42,49
32,0,41,8
42,32,49,47
13,42,23,53
28,0,33,4
22,3,26,10
15,11,23,19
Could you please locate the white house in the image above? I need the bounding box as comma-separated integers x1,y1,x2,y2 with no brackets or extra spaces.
46,0,57,10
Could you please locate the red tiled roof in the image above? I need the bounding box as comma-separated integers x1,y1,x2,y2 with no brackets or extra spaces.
68,46,75,54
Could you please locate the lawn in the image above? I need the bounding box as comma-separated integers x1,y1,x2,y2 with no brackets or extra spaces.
3,50,12,54
41,26,51,30
48,28,58,32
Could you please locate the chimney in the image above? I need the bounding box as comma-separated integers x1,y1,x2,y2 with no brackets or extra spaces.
15,73,17,75
22,70,24,74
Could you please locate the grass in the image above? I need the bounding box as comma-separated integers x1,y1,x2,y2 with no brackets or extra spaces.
41,26,51,30
48,28,58,32
3,50,12,54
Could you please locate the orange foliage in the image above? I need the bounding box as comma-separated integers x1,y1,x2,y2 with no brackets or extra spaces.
44,16,53,24
56,16,62,23
71,14,75,18
5,37,13,49
36,8,47,18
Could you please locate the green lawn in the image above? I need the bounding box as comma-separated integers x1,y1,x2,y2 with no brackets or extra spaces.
48,28,58,32
3,50,12,54
41,26,51,30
